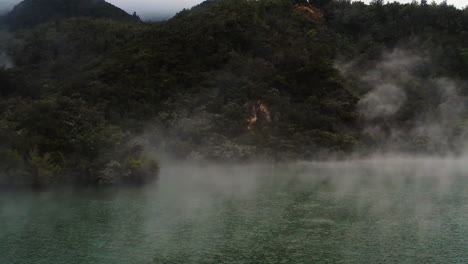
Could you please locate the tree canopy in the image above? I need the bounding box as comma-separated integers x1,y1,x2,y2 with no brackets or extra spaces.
0,0,466,187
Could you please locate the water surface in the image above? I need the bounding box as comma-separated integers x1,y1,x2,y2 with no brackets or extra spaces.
1,157,467,263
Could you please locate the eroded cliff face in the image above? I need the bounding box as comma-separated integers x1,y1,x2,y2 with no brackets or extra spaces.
245,100,271,130
293,4,324,25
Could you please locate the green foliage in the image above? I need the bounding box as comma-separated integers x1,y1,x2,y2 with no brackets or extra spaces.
0,95,159,187
0,0,466,186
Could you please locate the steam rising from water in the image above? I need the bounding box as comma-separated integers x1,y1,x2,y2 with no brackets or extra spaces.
140,156,468,263
356,50,423,120
1,156,467,263
337,49,467,153
359,83,406,119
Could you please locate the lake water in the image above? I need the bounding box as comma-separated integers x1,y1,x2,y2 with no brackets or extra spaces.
1,157,467,263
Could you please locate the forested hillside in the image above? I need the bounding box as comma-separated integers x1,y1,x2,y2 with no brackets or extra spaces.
1,0,141,28
0,0,467,187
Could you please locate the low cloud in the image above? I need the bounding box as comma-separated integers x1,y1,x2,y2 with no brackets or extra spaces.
0,0,18,15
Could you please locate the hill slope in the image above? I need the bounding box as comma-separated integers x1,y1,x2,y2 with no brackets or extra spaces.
1,0,140,28
0,0,467,187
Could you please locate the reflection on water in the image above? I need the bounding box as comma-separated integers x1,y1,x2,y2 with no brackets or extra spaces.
1,157,467,263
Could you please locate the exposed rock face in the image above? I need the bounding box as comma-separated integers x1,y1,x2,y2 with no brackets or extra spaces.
245,100,271,130
293,5,324,25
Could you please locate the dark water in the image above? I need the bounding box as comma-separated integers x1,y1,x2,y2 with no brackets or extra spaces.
1,157,467,264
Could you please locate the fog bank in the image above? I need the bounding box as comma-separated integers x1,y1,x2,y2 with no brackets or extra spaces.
2,154,467,263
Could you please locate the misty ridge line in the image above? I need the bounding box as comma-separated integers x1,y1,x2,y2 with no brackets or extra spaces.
0,0,466,20
0,0,184,20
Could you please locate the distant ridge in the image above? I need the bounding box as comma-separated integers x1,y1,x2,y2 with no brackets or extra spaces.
1,0,141,28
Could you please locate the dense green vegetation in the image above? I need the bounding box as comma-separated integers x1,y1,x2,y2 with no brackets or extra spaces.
0,0,466,187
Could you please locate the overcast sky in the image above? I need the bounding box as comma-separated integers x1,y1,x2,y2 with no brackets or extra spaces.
0,0,466,19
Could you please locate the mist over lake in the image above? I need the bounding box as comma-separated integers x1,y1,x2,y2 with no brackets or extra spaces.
1,157,467,263
0,0,467,263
